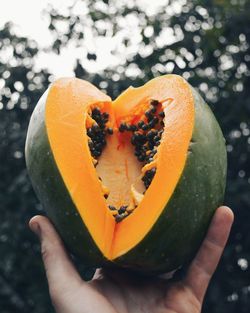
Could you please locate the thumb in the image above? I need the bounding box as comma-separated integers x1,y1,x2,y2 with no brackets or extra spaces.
29,215,82,297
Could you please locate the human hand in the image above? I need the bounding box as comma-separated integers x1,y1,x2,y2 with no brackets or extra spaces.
29,206,233,313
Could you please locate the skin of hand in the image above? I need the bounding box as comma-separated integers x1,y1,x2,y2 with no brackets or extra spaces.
29,206,234,313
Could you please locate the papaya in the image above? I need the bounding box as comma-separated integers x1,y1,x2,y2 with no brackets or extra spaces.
25,74,227,274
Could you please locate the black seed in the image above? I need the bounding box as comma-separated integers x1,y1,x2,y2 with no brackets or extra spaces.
149,121,155,128
147,157,154,163
154,135,161,142
135,143,143,150
115,214,124,223
148,142,155,150
153,116,159,124
93,132,104,140
145,111,154,121
87,128,93,136
102,112,109,119
119,123,127,132
133,132,140,140
131,136,136,145
135,145,142,155
108,205,116,211
130,124,138,131
92,124,100,132
95,143,103,150
141,145,148,152
150,149,157,156
150,167,156,174
150,99,159,106
136,133,147,143
92,108,101,116
142,124,149,131
104,194,108,199
149,105,157,114
88,140,94,148
138,120,145,128
118,206,128,214
149,117,159,128
159,111,165,118
93,150,101,157
147,130,157,140
138,154,146,162
99,123,106,130
142,167,156,188
107,127,113,135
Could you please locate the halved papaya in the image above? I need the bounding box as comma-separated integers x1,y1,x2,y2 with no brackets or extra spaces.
25,75,227,273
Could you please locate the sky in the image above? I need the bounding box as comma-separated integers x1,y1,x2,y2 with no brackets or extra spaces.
0,0,56,45
0,0,170,77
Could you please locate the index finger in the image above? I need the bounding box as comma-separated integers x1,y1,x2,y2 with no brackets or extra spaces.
183,206,234,302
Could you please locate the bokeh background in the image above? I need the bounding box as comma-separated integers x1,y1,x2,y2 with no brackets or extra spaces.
0,0,250,312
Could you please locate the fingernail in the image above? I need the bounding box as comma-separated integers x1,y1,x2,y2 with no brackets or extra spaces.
30,222,41,238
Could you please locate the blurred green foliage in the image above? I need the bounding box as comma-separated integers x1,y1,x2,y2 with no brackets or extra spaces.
0,0,249,312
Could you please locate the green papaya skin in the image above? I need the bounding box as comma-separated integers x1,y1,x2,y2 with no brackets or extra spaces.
26,81,226,274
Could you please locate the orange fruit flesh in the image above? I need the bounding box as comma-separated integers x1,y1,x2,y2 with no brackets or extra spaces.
45,75,194,259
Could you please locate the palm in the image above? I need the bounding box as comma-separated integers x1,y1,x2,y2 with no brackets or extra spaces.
29,206,233,313
54,269,201,313
89,270,200,313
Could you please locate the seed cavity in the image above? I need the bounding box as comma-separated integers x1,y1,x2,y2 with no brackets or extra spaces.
86,99,165,223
